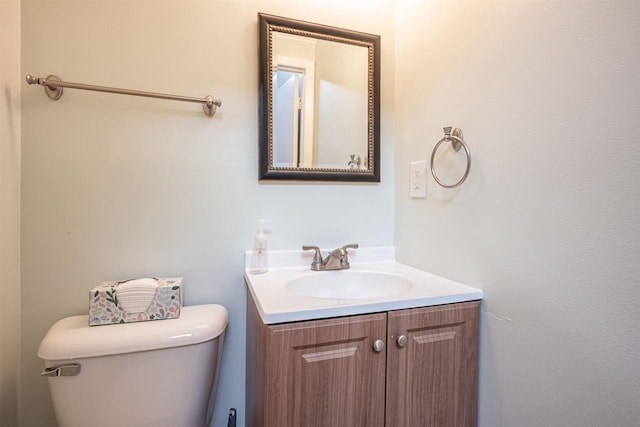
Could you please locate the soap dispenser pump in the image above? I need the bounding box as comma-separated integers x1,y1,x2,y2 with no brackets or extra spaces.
250,219,271,274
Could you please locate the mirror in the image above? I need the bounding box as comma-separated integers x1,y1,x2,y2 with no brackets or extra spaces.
259,13,380,182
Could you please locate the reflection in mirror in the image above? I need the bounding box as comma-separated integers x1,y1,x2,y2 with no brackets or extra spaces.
259,13,380,181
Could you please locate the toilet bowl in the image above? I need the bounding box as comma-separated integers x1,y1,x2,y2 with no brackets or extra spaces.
38,304,228,427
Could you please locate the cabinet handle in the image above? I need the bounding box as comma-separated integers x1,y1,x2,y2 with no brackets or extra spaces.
373,339,385,352
397,335,408,347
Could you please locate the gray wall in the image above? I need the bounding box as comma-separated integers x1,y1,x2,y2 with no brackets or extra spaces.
394,1,639,426
1,0,21,425
20,1,395,426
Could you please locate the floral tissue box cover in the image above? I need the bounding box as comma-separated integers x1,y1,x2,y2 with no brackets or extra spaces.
89,277,183,326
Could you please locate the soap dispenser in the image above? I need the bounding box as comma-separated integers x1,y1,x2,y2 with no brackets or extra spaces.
250,219,270,274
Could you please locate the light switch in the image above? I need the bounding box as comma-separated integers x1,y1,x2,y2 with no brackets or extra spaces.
410,161,427,198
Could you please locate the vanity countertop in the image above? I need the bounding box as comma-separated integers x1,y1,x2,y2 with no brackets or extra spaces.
244,247,482,324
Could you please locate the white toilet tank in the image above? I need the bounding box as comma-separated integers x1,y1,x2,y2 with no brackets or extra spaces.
38,304,228,427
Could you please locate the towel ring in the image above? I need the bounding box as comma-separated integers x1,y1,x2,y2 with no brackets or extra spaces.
430,127,471,188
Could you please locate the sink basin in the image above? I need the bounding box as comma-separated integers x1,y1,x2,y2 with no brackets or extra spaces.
285,270,414,299
245,247,483,324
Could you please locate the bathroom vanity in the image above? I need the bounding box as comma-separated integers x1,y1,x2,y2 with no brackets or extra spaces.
245,247,482,427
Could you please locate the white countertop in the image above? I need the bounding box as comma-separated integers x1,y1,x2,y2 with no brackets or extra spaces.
245,247,483,324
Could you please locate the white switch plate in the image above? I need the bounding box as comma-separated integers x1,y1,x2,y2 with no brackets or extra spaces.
410,160,427,198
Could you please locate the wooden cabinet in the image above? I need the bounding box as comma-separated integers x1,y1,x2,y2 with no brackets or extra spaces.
385,302,479,426
246,294,479,427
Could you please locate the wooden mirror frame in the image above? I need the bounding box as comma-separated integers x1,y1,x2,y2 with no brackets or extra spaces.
258,13,381,182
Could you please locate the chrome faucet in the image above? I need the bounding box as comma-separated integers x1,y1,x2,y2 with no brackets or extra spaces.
347,154,361,169
302,244,359,271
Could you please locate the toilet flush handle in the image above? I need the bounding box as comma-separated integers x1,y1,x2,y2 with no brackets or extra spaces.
41,363,81,377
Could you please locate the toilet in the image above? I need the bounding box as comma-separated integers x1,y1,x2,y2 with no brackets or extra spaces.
38,304,228,427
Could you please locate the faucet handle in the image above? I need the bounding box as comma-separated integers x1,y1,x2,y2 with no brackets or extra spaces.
338,244,358,268
302,245,323,270
341,244,359,252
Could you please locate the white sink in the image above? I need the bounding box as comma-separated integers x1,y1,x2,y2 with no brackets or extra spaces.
245,247,483,324
285,270,414,299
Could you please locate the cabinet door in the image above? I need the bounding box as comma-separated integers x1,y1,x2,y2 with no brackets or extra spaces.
386,301,480,427
265,313,387,427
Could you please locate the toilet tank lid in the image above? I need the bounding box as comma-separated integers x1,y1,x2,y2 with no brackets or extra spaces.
38,304,229,361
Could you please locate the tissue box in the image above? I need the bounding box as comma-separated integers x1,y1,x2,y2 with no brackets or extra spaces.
89,277,183,326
